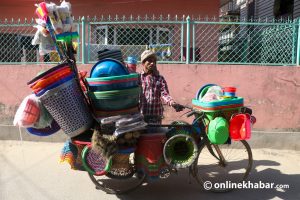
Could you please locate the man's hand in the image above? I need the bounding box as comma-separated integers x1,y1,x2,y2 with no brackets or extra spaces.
172,103,185,112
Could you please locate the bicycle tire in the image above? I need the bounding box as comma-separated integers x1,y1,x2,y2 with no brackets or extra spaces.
88,170,146,194
192,139,253,192
88,152,146,194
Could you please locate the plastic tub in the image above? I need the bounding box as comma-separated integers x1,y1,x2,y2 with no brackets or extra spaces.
88,87,140,111
86,73,139,91
90,58,129,78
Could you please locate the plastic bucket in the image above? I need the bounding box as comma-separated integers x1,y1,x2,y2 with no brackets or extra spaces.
135,133,168,179
229,114,251,140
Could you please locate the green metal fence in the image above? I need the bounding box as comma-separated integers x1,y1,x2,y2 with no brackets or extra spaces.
0,16,299,66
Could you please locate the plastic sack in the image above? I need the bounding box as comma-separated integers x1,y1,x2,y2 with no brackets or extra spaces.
46,3,63,34
35,2,48,22
100,115,125,125
13,94,40,127
114,121,147,136
115,113,144,128
34,102,54,129
32,26,56,55
201,85,223,102
57,0,73,32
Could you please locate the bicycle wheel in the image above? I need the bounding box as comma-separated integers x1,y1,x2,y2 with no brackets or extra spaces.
192,139,253,192
88,152,146,194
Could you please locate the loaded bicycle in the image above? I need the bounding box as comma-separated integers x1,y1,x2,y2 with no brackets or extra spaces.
71,104,253,194
16,2,254,195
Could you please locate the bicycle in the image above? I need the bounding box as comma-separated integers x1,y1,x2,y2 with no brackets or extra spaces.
81,105,253,194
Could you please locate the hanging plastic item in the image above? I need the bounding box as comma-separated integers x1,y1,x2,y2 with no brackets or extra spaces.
229,113,251,140
13,94,40,127
35,2,48,22
207,117,229,144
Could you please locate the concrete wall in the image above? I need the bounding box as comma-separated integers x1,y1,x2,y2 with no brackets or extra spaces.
1,63,300,131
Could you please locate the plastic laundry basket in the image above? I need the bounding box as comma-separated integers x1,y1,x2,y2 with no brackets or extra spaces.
38,78,94,137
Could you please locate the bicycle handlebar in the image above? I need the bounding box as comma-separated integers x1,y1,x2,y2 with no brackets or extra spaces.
177,104,204,118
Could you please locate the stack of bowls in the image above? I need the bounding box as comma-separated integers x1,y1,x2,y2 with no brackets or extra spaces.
86,58,140,119
223,87,236,98
97,49,123,63
28,63,75,97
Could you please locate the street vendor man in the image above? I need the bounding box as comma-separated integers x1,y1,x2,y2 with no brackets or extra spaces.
139,50,184,124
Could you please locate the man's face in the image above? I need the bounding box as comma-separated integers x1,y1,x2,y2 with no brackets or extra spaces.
142,55,157,73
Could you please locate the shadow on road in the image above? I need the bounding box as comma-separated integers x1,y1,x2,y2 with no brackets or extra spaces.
112,159,299,200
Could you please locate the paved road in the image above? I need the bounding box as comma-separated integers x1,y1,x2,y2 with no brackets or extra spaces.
0,140,299,200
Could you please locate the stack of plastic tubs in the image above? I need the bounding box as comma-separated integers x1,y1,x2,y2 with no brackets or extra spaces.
192,84,244,144
192,84,244,121
86,58,140,121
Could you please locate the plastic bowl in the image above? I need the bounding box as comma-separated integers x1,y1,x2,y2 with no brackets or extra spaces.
88,87,140,111
27,63,70,85
207,117,229,144
86,73,139,91
30,68,72,91
35,74,75,96
223,87,236,93
90,58,129,78
195,84,217,100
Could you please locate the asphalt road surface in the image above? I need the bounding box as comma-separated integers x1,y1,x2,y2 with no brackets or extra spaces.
0,140,299,200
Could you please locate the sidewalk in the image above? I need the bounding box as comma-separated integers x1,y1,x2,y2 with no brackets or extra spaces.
0,140,299,200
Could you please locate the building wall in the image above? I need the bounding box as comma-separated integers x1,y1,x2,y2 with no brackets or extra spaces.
255,0,275,19
1,64,300,130
0,0,219,20
294,0,300,19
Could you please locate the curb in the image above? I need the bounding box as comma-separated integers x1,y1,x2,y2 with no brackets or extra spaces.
0,126,299,151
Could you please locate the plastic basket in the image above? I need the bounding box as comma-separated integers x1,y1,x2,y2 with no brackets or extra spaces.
81,145,112,176
38,79,93,137
106,153,134,179
135,133,168,179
